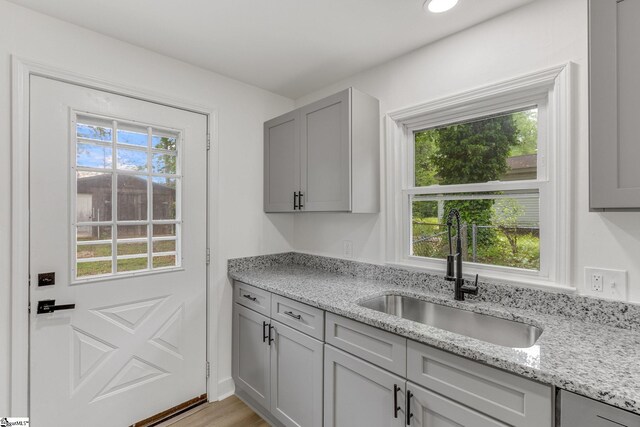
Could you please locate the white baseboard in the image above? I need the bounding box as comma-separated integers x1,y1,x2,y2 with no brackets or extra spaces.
215,377,235,401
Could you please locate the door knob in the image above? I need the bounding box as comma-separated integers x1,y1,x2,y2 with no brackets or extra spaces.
37,299,76,314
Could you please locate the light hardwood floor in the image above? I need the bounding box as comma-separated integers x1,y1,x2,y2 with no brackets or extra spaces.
160,395,268,427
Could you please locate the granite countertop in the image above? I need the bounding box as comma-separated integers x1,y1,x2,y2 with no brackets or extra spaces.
229,256,640,416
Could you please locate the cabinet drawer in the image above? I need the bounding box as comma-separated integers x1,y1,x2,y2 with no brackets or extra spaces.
234,281,271,316
271,295,324,340
325,313,406,376
560,390,640,427
407,341,551,427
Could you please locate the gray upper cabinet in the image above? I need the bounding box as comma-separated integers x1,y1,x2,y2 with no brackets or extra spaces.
590,0,640,210
264,111,300,212
264,87,380,213
300,90,351,212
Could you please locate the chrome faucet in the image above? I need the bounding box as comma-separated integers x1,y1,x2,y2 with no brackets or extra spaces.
445,208,479,301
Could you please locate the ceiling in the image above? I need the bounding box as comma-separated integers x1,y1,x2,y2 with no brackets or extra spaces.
9,0,535,98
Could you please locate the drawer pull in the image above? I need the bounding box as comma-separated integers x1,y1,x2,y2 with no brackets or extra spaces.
393,384,401,418
243,294,257,302
284,310,302,320
406,390,414,425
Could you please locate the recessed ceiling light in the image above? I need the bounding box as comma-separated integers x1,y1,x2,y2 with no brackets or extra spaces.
424,0,459,13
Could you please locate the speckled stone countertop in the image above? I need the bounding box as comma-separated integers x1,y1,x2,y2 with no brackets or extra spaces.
228,253,640,415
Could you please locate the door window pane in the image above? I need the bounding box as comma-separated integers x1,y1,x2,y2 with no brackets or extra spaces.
117,147,148,171
77,225,112,242
152,177,177,220
117,129,148,147
77,243,112,259
117,225,147,239
77,123,112,142
117,242,148,256
152,135,177,151
153,240,176,253
153,224,176,237
77,143,112,169
152,153,177,174
153,255,176,269
77,261,112,277
117,257,148,273
117,175,148,221
76,172,112,222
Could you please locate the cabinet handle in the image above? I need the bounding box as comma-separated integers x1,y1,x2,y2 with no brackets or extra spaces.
284,311,302,320
293,192,299,210
263,321,269,343
406,390,414,425
243,294,257,302
393,384,401,418
298,191,304,209
268,324,275,345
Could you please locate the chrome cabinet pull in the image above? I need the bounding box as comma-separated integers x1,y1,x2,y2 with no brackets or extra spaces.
284,310,302,320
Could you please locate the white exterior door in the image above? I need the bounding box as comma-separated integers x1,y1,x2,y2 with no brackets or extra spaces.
29,76,208,427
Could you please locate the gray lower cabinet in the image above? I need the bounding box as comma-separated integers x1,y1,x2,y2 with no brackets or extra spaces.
233,304,271,409
233,294,324,427
271,320,324,427
407,382,507,427
234,291,553,427
324,345,405,427
407,340,552,427
560,390,640,427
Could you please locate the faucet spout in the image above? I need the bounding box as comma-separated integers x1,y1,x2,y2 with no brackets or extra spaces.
445,208,480,301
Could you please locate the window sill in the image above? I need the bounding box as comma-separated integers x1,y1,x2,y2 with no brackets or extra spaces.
386,260,576,294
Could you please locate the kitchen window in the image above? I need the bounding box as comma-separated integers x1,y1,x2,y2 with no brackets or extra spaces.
386,65,572,287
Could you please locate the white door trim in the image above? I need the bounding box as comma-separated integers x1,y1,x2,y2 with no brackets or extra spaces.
10,55,220,416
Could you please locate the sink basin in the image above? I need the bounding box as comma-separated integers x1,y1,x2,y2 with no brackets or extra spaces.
359,294,542,348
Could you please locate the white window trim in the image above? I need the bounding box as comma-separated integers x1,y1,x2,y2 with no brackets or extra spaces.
385,64,573,290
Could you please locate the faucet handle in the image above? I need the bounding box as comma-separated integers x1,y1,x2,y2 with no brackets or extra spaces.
461,274,479,296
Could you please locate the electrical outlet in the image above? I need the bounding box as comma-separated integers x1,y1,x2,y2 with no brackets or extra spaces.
584,267,628,301
343,240,353,259
591,273,603,292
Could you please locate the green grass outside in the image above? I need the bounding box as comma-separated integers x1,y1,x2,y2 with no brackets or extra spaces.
412,218,540,270
77,241,177,277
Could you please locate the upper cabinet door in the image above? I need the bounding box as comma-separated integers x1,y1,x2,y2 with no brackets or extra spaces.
300,89,351,212
264,110,300,212
590,0,640,210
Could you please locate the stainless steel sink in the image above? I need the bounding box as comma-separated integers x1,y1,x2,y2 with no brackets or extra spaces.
359,294,542,348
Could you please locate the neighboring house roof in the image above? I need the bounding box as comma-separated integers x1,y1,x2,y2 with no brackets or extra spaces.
507,154,537,170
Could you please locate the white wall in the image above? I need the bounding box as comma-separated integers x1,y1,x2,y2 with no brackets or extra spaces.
0,0,294,413
293,0,640,303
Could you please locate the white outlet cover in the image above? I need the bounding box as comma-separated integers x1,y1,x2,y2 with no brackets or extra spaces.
584,267,628,301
